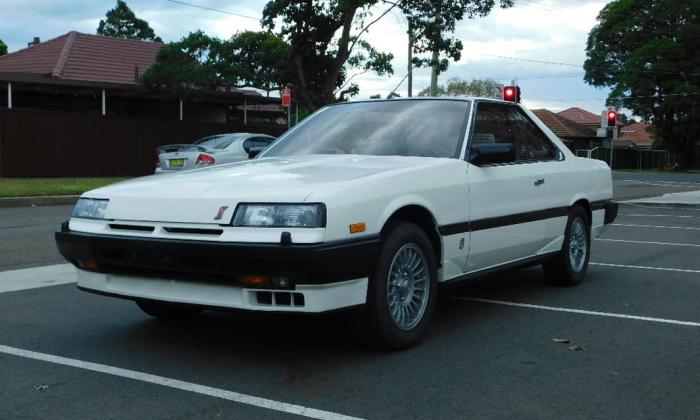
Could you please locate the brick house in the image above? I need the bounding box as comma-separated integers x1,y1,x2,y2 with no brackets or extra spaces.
0,31,285,124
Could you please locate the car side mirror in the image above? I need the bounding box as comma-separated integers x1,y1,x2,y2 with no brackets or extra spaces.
247,146,266,159
469,143,515,165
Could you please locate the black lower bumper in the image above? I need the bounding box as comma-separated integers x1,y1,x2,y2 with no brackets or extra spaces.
55,228,381,286
604,201,618,224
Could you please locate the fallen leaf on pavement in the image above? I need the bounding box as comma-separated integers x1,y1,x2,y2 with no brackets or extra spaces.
552,337,570,344
568,345,586,352
33,384,49,391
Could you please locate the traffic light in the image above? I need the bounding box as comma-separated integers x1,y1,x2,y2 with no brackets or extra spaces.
503,86,521,103
607,110,617,127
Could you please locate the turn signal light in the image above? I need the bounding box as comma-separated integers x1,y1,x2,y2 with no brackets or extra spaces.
240,275,272,288
349,223,366,233
196,153,216,165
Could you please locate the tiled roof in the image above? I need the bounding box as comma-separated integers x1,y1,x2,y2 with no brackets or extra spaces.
618,122,653,145
532,109,597,139
0,32,163,87
557,107,601,128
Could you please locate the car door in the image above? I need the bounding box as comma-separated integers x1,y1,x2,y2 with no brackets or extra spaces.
464,102,555,272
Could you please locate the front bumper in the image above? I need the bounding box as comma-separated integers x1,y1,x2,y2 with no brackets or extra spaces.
55,227,380,312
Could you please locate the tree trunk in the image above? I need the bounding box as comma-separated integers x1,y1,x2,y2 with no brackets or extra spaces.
430,49,439,96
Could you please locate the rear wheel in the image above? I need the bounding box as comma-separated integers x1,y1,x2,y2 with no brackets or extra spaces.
136,300,203,320
364,222,438,349
542,205,590,286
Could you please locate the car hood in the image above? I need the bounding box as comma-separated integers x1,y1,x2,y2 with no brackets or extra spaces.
85,154,442,223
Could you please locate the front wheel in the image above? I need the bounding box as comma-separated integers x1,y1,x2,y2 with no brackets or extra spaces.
364,222,438,349
542,205,591,286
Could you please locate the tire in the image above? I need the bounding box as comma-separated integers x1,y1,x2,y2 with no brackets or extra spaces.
136,300,203,320
364,221,438,349
542,205,591,286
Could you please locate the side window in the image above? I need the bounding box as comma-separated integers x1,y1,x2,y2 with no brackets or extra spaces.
511,108,557,161
470,102,558,164
470,102,517,164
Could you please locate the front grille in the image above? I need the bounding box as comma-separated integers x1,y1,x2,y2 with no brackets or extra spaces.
163,227,223,236
109,224,155,232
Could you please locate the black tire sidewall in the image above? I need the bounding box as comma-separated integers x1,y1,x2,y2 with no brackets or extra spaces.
365,222,438,349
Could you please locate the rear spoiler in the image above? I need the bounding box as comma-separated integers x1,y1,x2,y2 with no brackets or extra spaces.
156,144,207,154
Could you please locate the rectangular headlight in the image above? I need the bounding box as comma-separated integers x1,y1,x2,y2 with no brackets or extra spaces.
72,198,109,219
232,203,325,228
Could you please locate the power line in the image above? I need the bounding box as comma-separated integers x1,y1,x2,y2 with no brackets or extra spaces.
478,53,582,67
161,0,260,20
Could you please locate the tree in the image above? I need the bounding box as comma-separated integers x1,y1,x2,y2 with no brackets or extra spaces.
418,77,501,97
0,39,7,55
140,31,217,99
401,0,514,95
140,31,295,99
97,0,162,42
214,31,295,95
584,0,700,168
262,0,395,110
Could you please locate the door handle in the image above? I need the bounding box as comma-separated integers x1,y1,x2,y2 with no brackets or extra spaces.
534,179,545,186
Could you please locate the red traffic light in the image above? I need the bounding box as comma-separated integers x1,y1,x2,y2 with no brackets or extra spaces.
503,86,521,103
607,110,617,126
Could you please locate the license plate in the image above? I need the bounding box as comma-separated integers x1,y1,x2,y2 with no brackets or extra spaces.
169,159,185,168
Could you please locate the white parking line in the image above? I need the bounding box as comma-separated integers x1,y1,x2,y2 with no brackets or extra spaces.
595,238,700,248
0,344,363,420
611,223,700,231
451,297,700,327
620,214,697,218
590,262,700,274
0,264,76,293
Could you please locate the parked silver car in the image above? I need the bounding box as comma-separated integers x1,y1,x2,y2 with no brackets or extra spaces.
155,133,276,173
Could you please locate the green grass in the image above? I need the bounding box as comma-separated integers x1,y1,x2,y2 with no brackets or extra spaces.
0,177,129,198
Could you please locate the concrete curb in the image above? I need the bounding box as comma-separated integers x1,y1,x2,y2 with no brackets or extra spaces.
0,195,80,208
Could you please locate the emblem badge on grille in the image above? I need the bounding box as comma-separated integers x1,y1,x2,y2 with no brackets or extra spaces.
214,206,229,221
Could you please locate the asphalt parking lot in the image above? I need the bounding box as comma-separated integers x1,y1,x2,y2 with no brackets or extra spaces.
1,173,699,419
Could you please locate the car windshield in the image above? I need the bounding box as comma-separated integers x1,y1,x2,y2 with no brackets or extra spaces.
262,100,471,159
195,134,242,149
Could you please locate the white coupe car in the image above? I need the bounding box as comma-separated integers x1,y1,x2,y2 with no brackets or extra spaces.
56,98,617,349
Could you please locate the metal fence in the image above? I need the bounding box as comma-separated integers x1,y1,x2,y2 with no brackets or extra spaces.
575,147,670,170
0,108,287,177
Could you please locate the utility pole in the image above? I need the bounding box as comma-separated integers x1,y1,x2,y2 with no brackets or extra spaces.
407,20,413,97
430,2,441,96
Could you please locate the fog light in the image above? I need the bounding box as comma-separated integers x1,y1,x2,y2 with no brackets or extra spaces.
240,275,272,288
77,260,99,271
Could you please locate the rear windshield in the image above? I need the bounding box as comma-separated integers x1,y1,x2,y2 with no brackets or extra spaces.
195,134,242,149
262,100,471,159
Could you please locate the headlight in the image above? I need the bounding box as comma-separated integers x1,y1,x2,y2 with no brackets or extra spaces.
71,198,109,219
232,203,325,228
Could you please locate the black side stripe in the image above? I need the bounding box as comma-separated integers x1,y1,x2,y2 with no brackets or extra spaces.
437,201,613,236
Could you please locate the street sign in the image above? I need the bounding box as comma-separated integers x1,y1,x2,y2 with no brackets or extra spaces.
281,88,291,108
597,128,607,138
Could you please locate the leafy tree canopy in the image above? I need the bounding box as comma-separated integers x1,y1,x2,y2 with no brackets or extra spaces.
584,0,700,167
401,0,514,74
262,0,395,110
97,0,162,42
418,77,502,97
0,39,7,55
140,30,294,99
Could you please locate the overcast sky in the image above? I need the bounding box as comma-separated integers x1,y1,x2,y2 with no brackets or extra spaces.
0,0,613,113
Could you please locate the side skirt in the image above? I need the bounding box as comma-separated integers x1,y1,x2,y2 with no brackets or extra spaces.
439,251,559,291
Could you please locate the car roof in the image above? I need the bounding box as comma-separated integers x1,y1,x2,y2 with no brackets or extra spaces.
331,97,517,106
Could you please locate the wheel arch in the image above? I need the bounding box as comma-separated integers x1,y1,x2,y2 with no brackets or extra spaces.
380,204,442,267
570,196,592,224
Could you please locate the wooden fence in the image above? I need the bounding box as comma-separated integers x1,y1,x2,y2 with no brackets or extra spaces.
0,108,287,177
